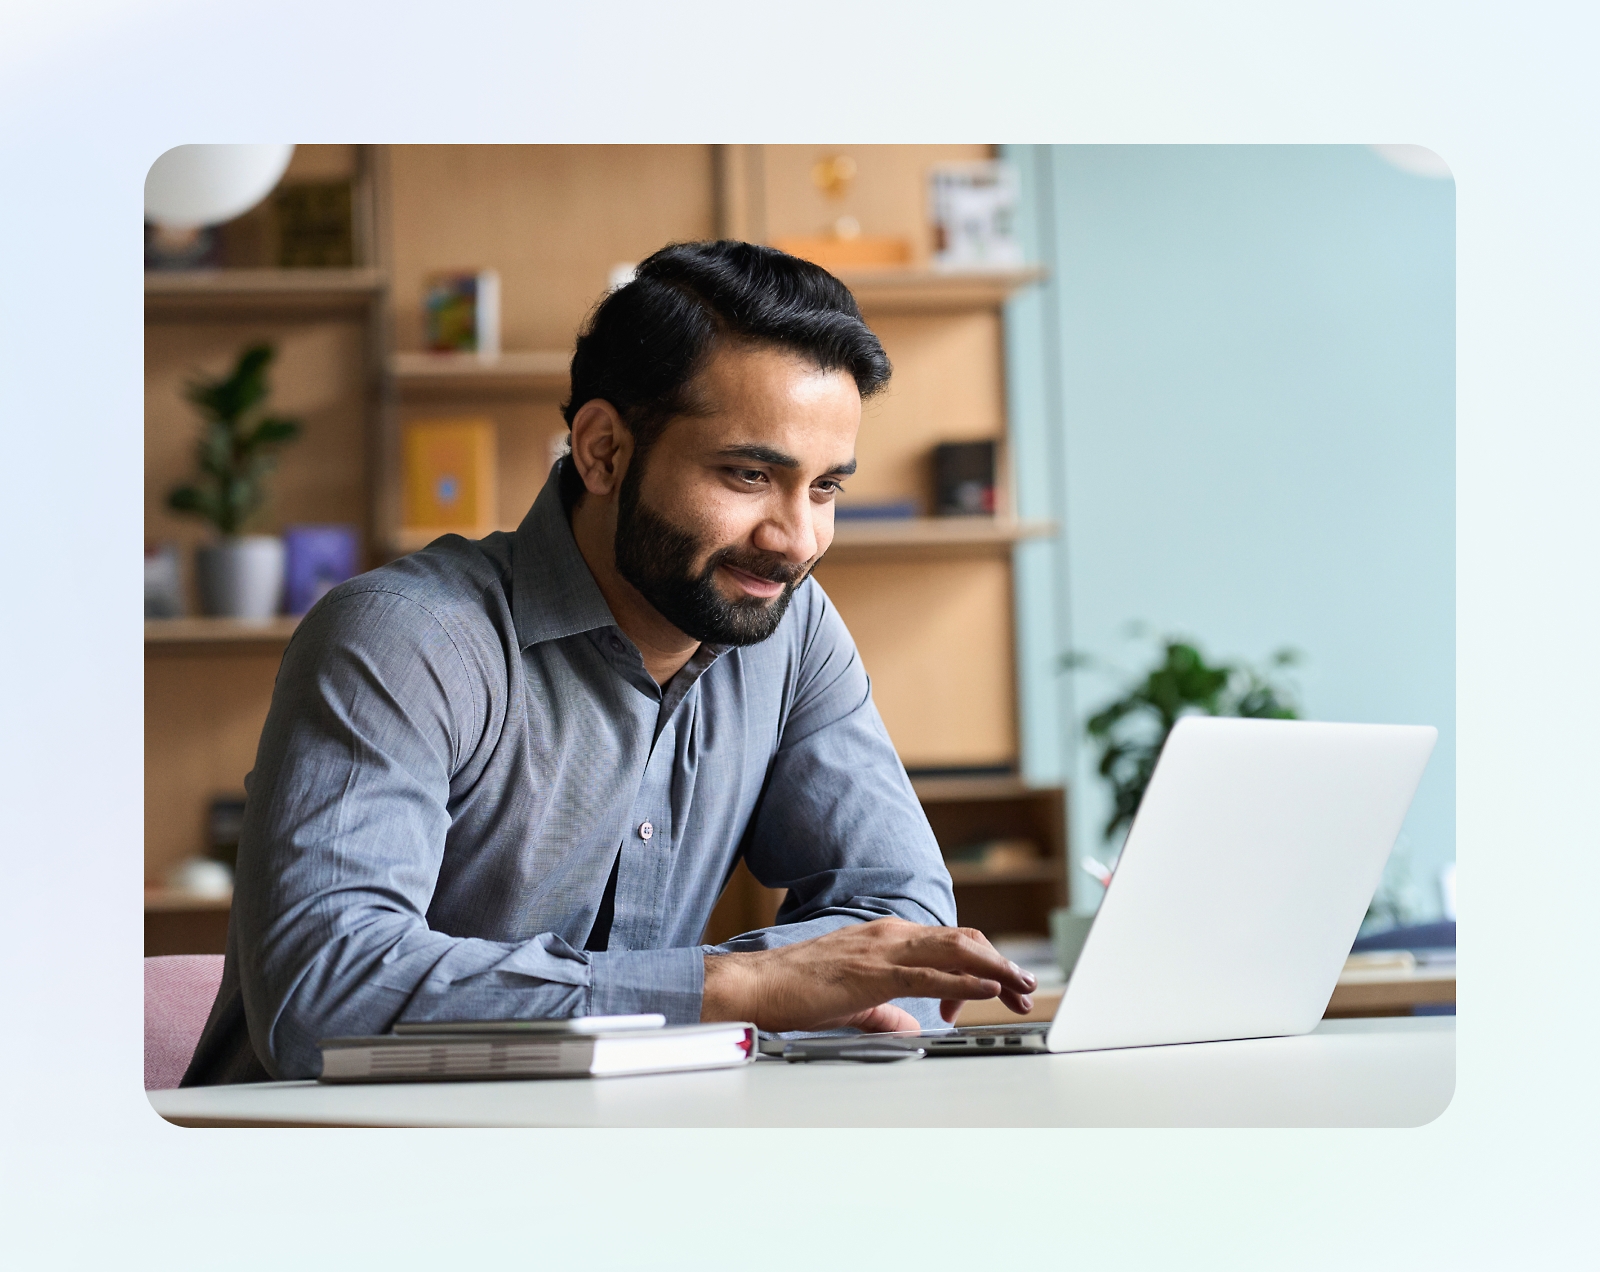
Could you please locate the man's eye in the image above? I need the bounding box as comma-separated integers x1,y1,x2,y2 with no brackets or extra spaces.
728,469,767,485
813,480,843,497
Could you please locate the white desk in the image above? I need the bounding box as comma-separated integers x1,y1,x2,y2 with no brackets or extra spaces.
149,1017,1452,1128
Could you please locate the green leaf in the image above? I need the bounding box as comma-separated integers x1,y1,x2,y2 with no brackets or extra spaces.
248,416,301,446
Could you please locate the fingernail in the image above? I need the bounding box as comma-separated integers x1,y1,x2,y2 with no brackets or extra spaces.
1020,996,1033,1012
1010,961,1038,990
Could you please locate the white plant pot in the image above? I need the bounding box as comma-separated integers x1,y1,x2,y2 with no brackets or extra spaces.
197,535,285,618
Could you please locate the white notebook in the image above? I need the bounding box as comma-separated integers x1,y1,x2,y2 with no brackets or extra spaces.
319,1020,756,1083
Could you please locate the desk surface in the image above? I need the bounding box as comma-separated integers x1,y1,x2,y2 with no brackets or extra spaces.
150,1017,1453,1129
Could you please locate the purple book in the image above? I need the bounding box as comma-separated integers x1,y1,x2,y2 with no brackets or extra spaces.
284,525,360,616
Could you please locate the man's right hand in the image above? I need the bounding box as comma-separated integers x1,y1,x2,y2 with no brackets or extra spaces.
701,917,1037,1032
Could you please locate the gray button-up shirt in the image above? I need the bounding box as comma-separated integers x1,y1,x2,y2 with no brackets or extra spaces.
186,468,956,1083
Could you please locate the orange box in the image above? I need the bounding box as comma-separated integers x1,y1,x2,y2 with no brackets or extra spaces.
402,418,498,533
770,235,912,270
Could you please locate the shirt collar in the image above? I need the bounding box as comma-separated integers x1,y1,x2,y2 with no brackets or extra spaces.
510,466,621,649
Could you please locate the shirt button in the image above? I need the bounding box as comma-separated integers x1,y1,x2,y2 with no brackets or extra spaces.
639,821,653,841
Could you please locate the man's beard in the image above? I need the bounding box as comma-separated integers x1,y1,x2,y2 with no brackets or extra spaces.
613,462,810,647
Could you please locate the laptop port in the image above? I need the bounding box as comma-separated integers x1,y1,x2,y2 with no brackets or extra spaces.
977,1037,996,1047
1005,1038,1021,1046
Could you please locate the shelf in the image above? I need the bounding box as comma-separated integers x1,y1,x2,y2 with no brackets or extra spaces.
388,526,498,555
389,349,570,394
825,517,1055,561
911,774,1050,804
833,265,1046,313
144,887,232,913
145,268,386,318
145,617,301,649
945,862,1063,886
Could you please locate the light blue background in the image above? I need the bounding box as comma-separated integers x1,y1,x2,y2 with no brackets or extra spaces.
1004,145,1455,919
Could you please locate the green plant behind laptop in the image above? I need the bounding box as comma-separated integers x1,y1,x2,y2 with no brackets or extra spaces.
1064,633,1301,844
167,342,302,535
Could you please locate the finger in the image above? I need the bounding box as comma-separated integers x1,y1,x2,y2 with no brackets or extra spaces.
885,968,1004,1002
846,1003,922,1034
999,987,1035,1015
899,928,1038,994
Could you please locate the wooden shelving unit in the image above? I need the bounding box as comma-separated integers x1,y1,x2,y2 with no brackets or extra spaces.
828,516,1055,560
389,349,570,393
912,776,1069,939
833,265,1046,313
145,267,386,318
144,887,233,912
145,617,301,648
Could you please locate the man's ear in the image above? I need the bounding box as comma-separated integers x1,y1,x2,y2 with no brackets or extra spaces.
568,399,634,499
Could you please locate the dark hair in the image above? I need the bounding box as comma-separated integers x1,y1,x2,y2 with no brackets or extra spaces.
558,240,891,507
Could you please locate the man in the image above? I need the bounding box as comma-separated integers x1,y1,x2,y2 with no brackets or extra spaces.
184,240,1036,1085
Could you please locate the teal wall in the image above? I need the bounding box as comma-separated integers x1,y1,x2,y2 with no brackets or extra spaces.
1003,145,1455,919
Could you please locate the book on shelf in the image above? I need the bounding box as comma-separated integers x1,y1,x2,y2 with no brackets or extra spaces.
318,1018,757,1083
424,269,501,356
401,418,498,536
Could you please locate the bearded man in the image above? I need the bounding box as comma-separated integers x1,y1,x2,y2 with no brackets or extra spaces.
185,240,1035,1085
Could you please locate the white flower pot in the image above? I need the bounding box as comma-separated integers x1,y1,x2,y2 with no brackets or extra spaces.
197,535,285,618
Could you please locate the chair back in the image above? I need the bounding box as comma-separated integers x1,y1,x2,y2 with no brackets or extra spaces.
145,955,225,1090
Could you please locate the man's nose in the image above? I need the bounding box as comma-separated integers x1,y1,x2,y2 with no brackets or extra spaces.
754,490,819,563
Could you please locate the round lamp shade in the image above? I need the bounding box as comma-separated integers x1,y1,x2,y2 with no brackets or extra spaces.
144,144,296,229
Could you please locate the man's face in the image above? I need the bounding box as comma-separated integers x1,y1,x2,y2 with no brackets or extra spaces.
613,342,861,646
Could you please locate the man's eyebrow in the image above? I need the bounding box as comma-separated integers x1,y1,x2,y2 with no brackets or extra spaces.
716,444,800,469
716,445,858,478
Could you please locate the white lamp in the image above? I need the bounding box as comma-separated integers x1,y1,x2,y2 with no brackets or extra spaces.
144,144,296,228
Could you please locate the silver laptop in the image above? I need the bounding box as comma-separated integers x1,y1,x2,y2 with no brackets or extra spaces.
790,716,1437,1059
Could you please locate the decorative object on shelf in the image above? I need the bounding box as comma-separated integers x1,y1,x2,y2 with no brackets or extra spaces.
811,153,858,199
933,440,997,515
833,498,919,521
144,222,221,271
144,542,184,618
144,143,296,229
402,418,498,537
774,234,913,270
946,837,1041,875
424,269,501,356
771,153,913,270
207,795,247,871
195,537,285,618
273,181,354,268
166,855,233,900
928,160,1023,270
167,343,302,618
1064,632,1301,844
284,524,359,615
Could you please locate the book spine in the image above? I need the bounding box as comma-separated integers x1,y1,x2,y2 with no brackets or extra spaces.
320,1038,596,1083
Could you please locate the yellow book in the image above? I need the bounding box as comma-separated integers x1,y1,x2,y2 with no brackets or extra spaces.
402,418,498,534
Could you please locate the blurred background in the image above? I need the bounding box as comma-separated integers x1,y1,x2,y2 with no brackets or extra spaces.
144,145,1454,1017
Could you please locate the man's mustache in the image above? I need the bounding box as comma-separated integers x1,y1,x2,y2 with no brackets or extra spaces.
707,547,813,588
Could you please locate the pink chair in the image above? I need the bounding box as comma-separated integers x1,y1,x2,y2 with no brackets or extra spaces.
145,955,225,1090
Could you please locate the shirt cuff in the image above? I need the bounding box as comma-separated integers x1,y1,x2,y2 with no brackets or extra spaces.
585,945,706,1024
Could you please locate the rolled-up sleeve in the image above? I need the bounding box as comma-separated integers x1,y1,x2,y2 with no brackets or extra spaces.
709,585,957,1028
235,590,705,1080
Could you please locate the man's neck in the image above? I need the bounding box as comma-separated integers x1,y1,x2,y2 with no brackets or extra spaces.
569,494,700,686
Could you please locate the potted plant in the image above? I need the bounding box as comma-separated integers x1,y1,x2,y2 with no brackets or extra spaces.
1066,634,1301,849
167,343,302,618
